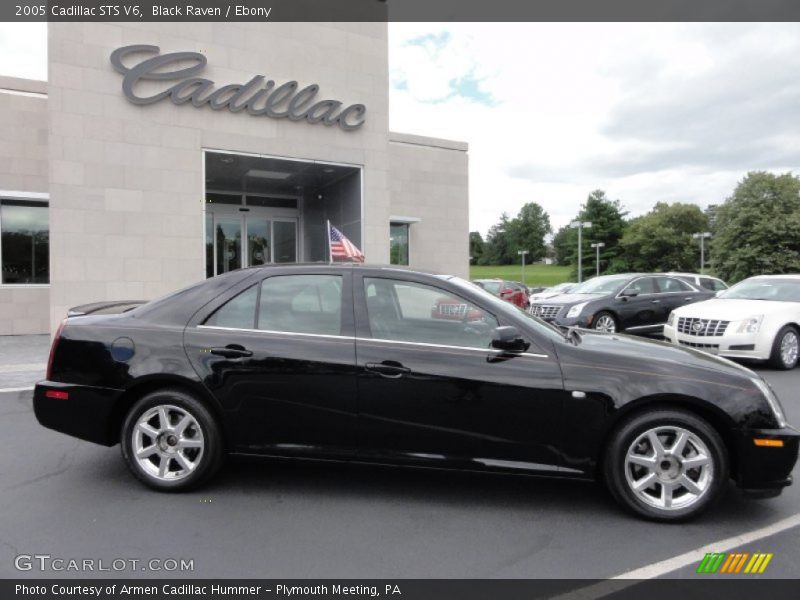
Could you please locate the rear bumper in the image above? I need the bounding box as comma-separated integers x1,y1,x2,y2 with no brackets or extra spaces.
33,381,123,446
735,426,799,495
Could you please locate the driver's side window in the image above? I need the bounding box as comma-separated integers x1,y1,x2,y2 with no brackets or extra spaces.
363,277,498,348
622,277,657,295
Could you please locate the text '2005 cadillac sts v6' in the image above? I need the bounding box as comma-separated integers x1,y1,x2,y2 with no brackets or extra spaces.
34,265,798,521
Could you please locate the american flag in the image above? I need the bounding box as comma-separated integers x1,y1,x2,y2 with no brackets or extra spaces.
329,223,365,262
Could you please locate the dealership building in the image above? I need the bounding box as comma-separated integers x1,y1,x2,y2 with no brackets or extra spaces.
0,22,469,335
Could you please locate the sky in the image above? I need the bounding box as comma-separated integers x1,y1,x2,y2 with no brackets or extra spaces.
2,23,799,236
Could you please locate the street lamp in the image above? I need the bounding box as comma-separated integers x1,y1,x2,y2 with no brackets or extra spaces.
517,249,529,285
591,242,605,277
570,220,592,283
692,232,712,274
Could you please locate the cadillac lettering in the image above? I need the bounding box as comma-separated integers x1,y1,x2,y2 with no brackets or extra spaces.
110,45,367,131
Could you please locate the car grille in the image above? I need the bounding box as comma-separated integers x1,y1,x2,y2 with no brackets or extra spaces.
678,341,720,350
436,303,468,317
530,305,561,320
676,317,730,337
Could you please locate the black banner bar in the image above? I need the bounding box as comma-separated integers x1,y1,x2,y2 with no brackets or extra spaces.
4,579,800,600
4,0,800,22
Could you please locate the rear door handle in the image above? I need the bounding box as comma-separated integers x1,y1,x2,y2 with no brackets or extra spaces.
651,300,661,304
210,345,253,359
365,361,411,378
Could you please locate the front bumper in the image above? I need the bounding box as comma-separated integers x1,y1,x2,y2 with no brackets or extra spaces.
663,324,771,360
735,425,799,495
33,381,123,446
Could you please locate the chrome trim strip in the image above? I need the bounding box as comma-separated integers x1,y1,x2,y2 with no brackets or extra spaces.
196,325,549,358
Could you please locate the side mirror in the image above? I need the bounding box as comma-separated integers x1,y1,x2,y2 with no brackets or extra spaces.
491,326,529,353
620,288,639,298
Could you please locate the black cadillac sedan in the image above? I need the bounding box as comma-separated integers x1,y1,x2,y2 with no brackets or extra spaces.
34,265,798,521
529,273,715,335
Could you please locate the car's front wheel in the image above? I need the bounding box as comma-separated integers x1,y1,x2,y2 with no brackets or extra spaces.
604,409,728,521
593,311,618,333
769,326,799,370
121,389,223,491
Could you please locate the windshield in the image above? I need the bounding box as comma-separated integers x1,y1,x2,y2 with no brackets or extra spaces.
475,280,502,294
450,277,565,341
570,275,630,295
718,279,800,302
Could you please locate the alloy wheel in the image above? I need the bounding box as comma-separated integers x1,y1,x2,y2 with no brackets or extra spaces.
780,330,798,368
595,315,616,333
624,426,713,511
132,404,205,481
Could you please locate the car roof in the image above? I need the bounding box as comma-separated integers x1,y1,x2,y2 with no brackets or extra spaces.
748,274,800,280
665,272,722,279
242,262,455,279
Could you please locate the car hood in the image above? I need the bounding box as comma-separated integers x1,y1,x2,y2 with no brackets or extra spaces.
673,298,796,320
568,329,757,380
530,293,599,306
530,292,563,301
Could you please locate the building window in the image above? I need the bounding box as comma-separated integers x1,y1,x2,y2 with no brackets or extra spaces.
0,200,49,285
390,222,409,266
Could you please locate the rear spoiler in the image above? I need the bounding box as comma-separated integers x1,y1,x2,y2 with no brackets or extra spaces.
67,300,148,317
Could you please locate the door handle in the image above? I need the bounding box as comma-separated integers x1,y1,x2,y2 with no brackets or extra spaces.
365,361,411,378
210,345,253,359
651,300,661,304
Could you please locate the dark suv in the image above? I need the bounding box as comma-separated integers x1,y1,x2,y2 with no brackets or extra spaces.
529,273,715,334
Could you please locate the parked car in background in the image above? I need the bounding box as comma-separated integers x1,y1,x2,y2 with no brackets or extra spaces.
529,282,577,303
33,264,799,521
529,273,715,334
667,272,728,293
664,275,800,369
473,279,530,309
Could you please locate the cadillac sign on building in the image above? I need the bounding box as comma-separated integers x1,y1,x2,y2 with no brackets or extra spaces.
110,45,367,130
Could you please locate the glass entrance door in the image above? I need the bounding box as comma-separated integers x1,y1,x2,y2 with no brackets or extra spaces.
206,211,298,277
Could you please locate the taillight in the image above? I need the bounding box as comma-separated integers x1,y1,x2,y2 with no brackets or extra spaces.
46,319,67,381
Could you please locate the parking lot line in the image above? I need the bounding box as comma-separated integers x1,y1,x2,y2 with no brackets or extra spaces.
0,386,34,393
548,512,800,599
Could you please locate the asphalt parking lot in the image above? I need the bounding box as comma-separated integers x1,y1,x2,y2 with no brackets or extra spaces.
0,366,797,580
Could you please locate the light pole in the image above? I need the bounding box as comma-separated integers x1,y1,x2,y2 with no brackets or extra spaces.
591,242,605,277
692,232,712,274
518,249,529,285
570,220,592,282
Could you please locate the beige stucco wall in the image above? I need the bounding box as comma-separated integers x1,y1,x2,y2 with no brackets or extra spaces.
0,76,51,335
388,132,469,279
47,22,391,331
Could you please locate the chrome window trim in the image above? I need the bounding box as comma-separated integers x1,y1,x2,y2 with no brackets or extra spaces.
196,325,549,358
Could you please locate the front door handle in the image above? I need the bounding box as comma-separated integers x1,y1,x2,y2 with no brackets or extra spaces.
651,299,661,304
365,361,411,378
210,345,253,359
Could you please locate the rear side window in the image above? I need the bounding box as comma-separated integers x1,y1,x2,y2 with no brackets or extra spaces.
258,275,343,335
205,285,258,329
656,277,693,293
701,278,727,291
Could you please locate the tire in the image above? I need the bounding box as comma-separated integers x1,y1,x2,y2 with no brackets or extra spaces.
768,326,799,370
121,388,224,491
593,311,618,333
603,409,728,522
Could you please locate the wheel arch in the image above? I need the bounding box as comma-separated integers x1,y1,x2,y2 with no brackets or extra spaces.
591,308,619,329
597,394,739,480
108,375,227,448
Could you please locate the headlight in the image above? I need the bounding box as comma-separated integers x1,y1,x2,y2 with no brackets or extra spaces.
751,377,787,428
667,311,675,327
566,302,588,319
737,315,763,334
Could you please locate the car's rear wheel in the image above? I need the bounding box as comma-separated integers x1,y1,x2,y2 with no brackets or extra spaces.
604,409,727,521
593,311,618,333
769,326,799,370
121,389,223,491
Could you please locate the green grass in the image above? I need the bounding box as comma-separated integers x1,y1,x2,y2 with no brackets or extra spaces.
469,264,572,287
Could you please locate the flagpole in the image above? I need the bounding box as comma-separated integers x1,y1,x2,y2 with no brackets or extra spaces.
327,219,333,264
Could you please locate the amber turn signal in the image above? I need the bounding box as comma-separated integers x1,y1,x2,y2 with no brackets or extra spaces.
753,438,784,448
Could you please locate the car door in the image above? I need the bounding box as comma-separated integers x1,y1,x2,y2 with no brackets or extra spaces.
353,272,565,472
616,276,662,329
184,270,358,458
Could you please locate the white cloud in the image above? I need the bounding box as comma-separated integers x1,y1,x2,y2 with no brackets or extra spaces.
389,23,800,236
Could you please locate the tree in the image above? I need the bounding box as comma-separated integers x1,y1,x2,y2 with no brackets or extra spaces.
711,172,800,283
468,231,485,265
618,202,709,272
479,213,513,265
506,201,551,262
559,190,628,280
